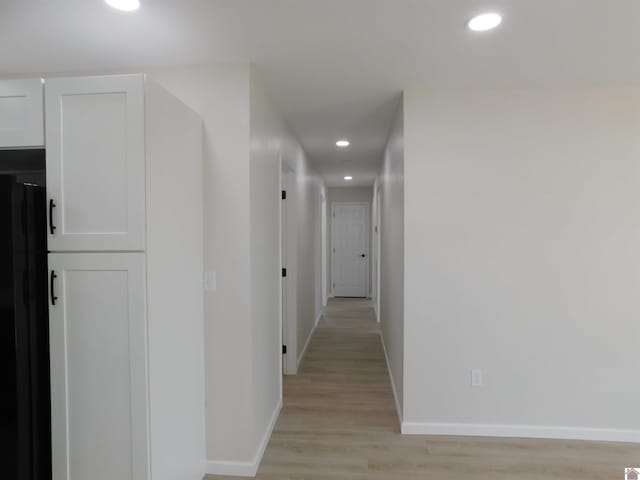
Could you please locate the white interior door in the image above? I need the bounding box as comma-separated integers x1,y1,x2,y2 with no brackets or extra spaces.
45,75,146,252
333,203,369,297
48,253,149,480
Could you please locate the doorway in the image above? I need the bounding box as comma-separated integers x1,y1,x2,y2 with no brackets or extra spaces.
332,202,370,298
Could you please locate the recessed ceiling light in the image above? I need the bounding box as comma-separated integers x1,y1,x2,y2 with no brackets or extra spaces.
467,13,502,31
336,140,350,147
344,176,353,181
105,0,140,11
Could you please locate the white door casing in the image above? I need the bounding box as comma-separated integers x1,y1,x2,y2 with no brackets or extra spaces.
0,78,44,147
45,74,146,252
281,171,288,374
280,167,297,375
375,186,382,321
48,253,149,480
321,192,328,307
332,202,370,298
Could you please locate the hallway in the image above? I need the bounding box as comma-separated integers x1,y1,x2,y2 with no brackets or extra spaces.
207,299,639,479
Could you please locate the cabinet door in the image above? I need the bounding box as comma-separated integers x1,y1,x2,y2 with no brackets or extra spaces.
48,253,149,480
0,79,44,147
45,75,146,252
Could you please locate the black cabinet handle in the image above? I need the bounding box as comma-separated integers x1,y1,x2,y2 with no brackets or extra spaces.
23,272,29,305
361,254,366,258
50,271,58,306
49,199,57,235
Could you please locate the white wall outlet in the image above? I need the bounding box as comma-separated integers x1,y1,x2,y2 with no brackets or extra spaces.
471,369,483,387
203,271,216,292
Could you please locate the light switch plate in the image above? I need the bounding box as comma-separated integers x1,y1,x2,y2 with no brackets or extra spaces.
204,271,216,292
471,369,483,387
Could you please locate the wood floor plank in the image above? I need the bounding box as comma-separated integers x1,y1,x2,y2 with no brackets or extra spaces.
206,298,640,479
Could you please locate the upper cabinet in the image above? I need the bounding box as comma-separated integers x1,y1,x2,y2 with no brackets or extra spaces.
45,75,146,252
0,79,45,147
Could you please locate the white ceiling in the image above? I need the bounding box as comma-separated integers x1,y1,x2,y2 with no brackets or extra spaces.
2,0,640,186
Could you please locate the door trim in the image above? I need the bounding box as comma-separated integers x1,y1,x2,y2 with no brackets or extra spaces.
375,184,382,322
280,162,297,376
331,202,370,298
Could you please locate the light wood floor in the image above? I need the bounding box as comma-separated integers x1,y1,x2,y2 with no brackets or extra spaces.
207,298,639,479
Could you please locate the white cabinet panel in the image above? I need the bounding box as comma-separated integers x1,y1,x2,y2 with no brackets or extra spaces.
0,79,44,147
48,253,149,480
46,75,145,251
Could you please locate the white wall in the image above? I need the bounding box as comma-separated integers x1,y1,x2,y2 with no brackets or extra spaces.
403,87,640,441
145,80,205,480
248,68,284,469
153,65,325,473
327,186,373,297
147,65,324,476
378,100,405,423
148,65,257,468
295,165,324,364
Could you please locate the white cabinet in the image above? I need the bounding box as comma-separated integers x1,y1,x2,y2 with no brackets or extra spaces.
46,75,206,480
48,253,149,480
45,75,146,252
0,79,44,147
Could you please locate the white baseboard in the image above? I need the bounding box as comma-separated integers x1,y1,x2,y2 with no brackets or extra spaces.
205,399,283,477
297,313,321,368
204,458,255,477
401,422,640,444
379,332,402,425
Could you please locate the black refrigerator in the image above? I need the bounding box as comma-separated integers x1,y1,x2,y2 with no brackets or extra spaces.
0,150,51,480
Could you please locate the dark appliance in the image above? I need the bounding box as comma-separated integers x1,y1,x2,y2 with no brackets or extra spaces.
0,149,51,480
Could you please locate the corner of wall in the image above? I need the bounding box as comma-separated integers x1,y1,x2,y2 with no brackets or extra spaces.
205,399,283,477
378,92,405,429
380,330,403,425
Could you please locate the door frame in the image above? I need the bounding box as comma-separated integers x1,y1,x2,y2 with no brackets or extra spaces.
374,185,382,321
331,201,371,298
280,160,297,375
321,190,328,307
